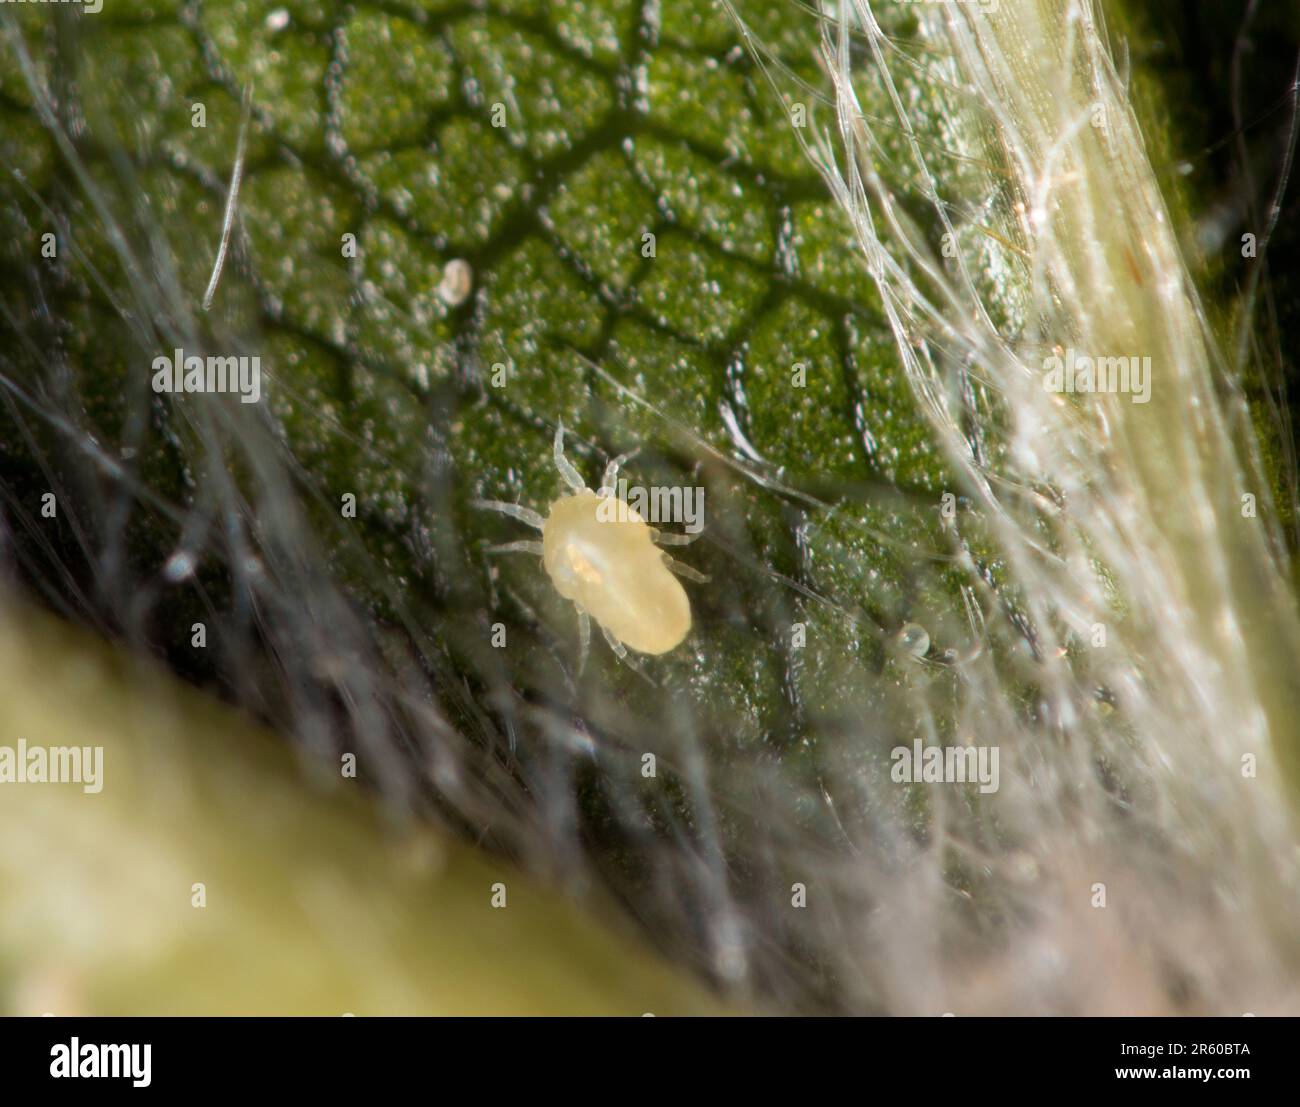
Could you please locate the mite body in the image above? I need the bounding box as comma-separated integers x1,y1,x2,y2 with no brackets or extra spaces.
476,424,705,668
542,491,691,654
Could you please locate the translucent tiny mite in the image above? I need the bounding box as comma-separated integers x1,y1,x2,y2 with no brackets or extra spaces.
476,424,706,670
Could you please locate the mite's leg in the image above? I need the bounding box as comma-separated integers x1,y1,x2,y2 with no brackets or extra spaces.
599,622,627,659
473,499,546,531
485,540,545,556
553,422,587,492
599,624,656,685
663,554,709,583
650,528,699,546
599,448,639,496
576,608,591,676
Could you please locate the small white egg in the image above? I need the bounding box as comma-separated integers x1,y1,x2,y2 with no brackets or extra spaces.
437,258,473,308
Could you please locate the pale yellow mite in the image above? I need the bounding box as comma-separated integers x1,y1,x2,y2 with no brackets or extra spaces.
475,424,705,668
